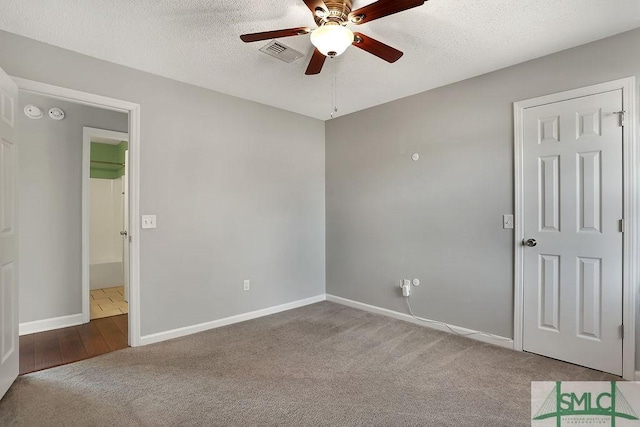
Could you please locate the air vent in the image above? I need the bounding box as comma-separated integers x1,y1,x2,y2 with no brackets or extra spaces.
259,41,304,63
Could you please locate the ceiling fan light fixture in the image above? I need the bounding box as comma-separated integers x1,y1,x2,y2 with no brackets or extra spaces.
310,23,354,58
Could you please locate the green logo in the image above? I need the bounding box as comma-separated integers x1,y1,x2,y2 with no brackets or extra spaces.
533,381,638,426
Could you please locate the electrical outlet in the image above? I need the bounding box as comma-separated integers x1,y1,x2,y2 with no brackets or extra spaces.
243,280,250,291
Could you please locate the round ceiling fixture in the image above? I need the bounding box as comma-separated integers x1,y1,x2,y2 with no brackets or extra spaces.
310,23,354,58
48,107,65,120
24,104,43,119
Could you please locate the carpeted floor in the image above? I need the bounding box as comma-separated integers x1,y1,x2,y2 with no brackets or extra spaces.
0,301,617,426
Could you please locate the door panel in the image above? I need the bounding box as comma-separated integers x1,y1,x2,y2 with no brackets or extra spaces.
538,254,560,331
539,155,560,232
0,67,18,400
522,90,623,375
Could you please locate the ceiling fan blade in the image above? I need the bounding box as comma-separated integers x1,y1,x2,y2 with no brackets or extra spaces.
302,0,328,15
240,27,310,43
352,32,403,63
305,48,327,75
349,0,425,25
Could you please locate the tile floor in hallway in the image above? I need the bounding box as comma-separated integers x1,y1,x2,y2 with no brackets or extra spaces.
90,286,128,319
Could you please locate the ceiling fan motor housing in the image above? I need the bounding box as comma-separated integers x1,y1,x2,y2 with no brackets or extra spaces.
315,0,353,26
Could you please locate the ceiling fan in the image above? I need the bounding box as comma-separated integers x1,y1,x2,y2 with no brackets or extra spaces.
240,0,426,75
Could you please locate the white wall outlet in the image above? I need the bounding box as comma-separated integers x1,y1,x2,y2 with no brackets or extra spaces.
412,278,420,286
141,215,157,229
503,214,514,229
243,279,250,291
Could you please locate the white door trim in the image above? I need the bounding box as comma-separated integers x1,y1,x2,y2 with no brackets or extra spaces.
12,77,142,347
513,77,637,380
82,127,129,324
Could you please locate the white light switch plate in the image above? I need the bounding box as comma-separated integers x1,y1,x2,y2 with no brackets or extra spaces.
141,215,157,229
503,214,514,229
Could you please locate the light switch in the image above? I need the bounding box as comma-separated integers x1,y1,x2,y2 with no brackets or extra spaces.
503,214,514,229
141,215,157,229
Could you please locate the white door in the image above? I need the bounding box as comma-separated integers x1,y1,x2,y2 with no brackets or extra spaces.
0,67,19,399
522,90,623,375
123,150,129,302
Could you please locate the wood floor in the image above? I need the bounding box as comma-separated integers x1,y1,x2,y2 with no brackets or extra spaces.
19,314,128,375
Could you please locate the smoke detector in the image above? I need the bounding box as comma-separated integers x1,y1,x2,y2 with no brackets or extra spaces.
48,107,65,120
24,104,43,119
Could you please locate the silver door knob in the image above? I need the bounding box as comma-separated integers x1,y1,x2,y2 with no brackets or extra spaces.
524,238,537,247
120,230,128,237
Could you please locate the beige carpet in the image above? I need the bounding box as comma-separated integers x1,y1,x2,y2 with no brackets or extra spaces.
0,301,617,426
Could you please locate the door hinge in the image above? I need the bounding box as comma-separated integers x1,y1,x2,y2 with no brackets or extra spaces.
620,219,625,232
620,324,625,339
614,110,626,127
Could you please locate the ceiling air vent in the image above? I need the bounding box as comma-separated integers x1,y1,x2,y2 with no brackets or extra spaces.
259,41,304,63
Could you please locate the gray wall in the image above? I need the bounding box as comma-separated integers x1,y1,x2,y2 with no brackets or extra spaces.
326,28,640,346
90,263,123,290
1,30,325,336
18,92,128,323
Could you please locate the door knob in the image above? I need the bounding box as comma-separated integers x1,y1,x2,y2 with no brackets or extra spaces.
524,238,537,247
120,230,128,237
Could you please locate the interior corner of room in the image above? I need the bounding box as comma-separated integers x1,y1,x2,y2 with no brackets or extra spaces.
1,4,640,420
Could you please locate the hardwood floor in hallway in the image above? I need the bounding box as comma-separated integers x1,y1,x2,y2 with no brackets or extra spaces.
19,314,128,375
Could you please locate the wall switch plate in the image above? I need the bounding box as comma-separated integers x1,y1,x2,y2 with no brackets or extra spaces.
243,280,250,291
141,215,157,229
503,214,514,229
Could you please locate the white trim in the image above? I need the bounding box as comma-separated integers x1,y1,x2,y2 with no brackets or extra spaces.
13,77,143,347
513,77,637,380
635,371,640,381
140,295,326,346
326,294,514,349
19,314,83,336
10,77,138,113
82,127,129,324
84,127,129,143
621,77,638,382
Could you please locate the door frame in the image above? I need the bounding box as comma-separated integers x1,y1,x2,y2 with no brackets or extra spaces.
81,126,129,324
513,77,637,380
12,77,142,347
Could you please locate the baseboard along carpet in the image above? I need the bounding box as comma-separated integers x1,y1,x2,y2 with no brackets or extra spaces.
0,301,617,426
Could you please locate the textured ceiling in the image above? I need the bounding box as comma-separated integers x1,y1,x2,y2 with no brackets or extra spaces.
1,0,640,120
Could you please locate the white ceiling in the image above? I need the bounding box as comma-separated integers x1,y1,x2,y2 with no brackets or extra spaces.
1,0,640,120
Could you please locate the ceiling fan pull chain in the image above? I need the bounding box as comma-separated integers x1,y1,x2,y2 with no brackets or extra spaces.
330,68,338,119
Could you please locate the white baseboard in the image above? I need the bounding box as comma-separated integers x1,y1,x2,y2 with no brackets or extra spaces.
326,294,514,350
19,313,84,336
140,294,327,346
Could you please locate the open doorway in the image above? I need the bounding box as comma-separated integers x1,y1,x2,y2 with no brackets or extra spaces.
14,79,141,376
83,127,129,321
